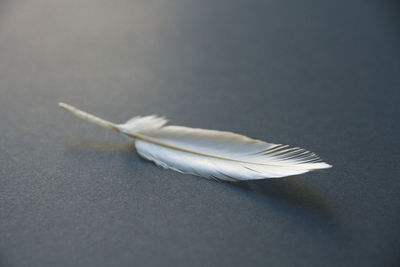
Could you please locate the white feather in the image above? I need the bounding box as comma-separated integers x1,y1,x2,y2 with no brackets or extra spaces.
59,103,331,181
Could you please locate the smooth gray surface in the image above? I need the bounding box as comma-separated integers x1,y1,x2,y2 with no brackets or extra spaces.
1,0,399,266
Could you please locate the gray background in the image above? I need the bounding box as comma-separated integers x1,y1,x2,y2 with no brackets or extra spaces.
0,0,399,266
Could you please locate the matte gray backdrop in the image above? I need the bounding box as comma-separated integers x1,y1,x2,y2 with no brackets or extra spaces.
0,0,399,266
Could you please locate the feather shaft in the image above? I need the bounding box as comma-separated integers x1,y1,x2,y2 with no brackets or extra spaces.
59,102,120,132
